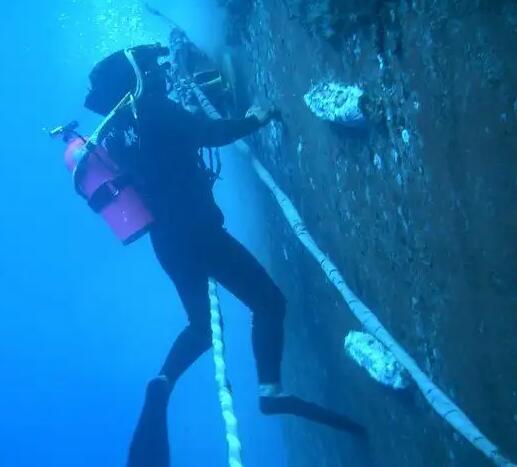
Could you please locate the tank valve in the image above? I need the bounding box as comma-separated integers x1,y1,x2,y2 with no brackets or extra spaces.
49,120,80,140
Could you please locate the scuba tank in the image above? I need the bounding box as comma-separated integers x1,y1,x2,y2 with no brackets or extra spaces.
49,47,164,245
51,117,154,246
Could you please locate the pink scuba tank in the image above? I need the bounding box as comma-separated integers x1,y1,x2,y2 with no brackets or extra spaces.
64,137,154,245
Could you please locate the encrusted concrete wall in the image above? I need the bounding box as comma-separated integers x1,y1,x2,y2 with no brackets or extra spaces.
225,1,516,466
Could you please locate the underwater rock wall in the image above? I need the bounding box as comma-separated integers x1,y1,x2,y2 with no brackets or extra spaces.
226,1,516,466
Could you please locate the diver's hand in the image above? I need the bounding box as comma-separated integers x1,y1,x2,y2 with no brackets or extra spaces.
246,105,280,126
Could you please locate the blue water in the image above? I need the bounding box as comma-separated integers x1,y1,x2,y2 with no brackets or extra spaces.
0,1,287,466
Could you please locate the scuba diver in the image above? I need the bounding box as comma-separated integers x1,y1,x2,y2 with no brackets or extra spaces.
77,43,364,467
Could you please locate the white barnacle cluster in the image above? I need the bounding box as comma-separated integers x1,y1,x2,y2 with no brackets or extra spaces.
304,82,366,126
344,331,409,390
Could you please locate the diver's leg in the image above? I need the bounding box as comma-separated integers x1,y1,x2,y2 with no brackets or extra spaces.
207,229,286,387
127,376,171,467
208,230,365,435
127,235,213,467
150,230,213,388
159,270,213,386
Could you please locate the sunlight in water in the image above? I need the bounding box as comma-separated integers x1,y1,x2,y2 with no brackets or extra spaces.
57,0,161,63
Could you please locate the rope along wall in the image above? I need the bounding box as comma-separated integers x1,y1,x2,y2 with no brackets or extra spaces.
241,142,515,467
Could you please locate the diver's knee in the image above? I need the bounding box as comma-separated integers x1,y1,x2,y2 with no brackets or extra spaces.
145,375,171,405
258,286,286,323
271,287,287,320
189,320,213,349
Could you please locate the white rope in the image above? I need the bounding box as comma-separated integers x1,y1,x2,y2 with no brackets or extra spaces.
208,279,244,467
182,80,244,467
238,143,515,467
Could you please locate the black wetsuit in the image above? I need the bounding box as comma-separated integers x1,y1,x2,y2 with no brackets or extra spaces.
108,98,363,467
106,95,285,386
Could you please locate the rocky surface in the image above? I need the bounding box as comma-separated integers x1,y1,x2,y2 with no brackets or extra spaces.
224,1,516,466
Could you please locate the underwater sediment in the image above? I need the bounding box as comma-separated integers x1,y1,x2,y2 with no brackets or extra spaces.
223,1,517,466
